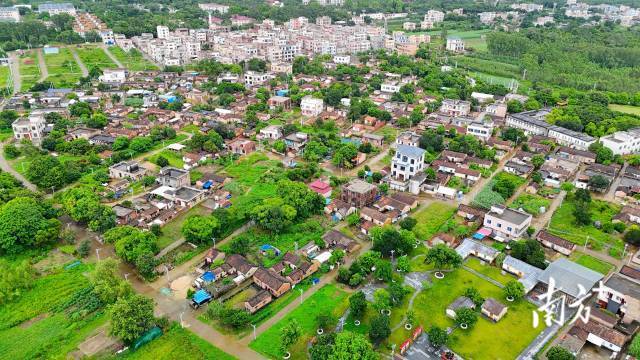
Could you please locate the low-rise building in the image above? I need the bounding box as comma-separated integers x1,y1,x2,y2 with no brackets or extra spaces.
446,37,465,52
483,205,532,241
157,167,190,188
229,139,256,155
340,179,378,208
536,230,576,255
12,114,46,145
600,128,640,155
481,298,508,322
99,68,128,84
109,161,147,181
0,7,20,22
440,99,471,117
300,96,324,117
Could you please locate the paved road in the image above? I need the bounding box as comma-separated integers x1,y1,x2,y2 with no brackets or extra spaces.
8,52,20,94
69,47,89,77
603,162,627,202
101,45,125,68
36,48,48,82
0,139,37,191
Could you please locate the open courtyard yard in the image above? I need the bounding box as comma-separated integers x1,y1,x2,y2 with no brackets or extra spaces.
509,193,551,217
75,45,117,70
412,202,456,241
109,47,158,71
249,284,349,359
43,48,83,88
569,252,615,275
388,267,544,360
548,198,624,258
18,51,41,91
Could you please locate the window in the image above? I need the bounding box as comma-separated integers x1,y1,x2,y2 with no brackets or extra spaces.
507,226,512,232
410,159,415,164
487,219,491,224
497,223,502,228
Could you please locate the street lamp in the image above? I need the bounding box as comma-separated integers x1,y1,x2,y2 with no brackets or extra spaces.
299,288,304,305
212,236,216,249
251,324,257,340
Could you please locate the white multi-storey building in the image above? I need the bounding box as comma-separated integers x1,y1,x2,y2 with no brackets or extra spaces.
38,2,76,15
381,81,402,93
506,110,596,150
424,10,445,23
301,96,324,117
391,145,425,182
467,121,493,142
0,7,20,22
157,25,170,40
244,71,269,87
12,114,46,146
446,37,465,52
198,3,230,14
600,128,640,155
440,99,471,117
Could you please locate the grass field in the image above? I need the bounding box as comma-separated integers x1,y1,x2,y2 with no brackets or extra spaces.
43,48,83,88
115,324,236,360
609,104,640,116
75,45,117,70
0,263,109,359
412,202,456,241
570,252,615,275
388,268,544,360
464,257,517,285
148,149,185,169
249,284,349,359
509,193,551,217
0,65,10,90
156,204,211,249
18,51,41,91
548,198,624,258
109,47,158,71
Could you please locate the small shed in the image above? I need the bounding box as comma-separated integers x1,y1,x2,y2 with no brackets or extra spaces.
446,296,475,318
481,298,508,322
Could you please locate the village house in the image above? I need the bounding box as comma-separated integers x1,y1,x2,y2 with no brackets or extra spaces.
308,179,332,199
340,179,378,208
446,296,475,318
157,167,190,188
481,298,508,322
483,205,532,241
258,125,283,140
267,96,291,110
440,99,471,117
229,139,256,155
322,229,360,253
109,161,147,181
596,272,640,325
300,96,324,117
536,230,576,255
254,268,291,297
245,290,272,314
456,238,499,263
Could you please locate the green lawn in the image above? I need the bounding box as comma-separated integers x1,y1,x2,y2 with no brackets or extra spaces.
18,51,41,91
472,71,518,88
548,198,624,258
115,324,235,360
570,252,615,275
609,104,640,116
156,204,211,249
509,193,551,217
249,284,349,360
43,47,83,88
412,202,456,241
374,125,397,144
145,133,189,153
75,45,117,70
464,257,516,285
109,47,158,71
388,268,544,360
0,263,111,359
0,65,11,89
148,149,185,169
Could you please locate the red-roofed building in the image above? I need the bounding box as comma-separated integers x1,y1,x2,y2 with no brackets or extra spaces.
308,179,332,198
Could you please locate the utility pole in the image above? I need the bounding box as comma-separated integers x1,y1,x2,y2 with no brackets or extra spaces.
299,288,304,305
251,324,257,340
95,248,102,261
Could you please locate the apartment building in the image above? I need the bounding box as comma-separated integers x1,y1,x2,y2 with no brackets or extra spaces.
198,3,230,14
506,110,596,150
38,2,76,15
0,7,20,22
600,128,640,155
425,10,445,23
109,161,147,181
244,71,270,87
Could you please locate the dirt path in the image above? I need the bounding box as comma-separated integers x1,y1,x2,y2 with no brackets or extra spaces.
101,45,124,68
69,47,89,77
0,140,38,191
36,48,48,82
8,52,20,94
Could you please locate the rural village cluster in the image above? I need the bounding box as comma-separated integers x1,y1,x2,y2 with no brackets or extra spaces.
2,1,640,360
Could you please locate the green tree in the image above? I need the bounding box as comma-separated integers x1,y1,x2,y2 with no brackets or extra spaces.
155,155,169,167
329,332,378,360
369,315,390,344
349,291,367,319
109,294,155,343
398,217,417,230
374,259,392,283
454,307,478,328
424,244,463,271
280,319,302,353
625,225,640,246
511,239,546,269
181,215,220,244
250,197,297,233
546,346,576,360
463,287,484,307
428,326,448,348
0,259,34,304
0,197,61,254
90,258,132,304
504,280,526,301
